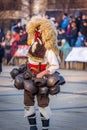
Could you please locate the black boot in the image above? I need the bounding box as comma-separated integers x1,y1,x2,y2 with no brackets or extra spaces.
40,114,49,130
27,113,38,130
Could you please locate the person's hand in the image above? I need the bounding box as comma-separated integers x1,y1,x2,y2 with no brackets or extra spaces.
36,70,50,78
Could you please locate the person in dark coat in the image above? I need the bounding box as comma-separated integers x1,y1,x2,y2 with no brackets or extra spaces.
69,22,78,47
18,29,28,45
58,29,68,40
14,22,23,34
80,14,87,27
80,20,87,38
75,17,82,33
0,43,5,73
0,28,5,43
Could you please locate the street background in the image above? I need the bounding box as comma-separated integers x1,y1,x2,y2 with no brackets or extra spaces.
0,66,87,130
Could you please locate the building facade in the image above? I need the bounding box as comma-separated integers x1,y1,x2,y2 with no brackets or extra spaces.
46,0,87,20
0,0,87,31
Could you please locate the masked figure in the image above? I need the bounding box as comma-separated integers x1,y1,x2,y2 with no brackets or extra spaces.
10,16,63,130
24,16,61,130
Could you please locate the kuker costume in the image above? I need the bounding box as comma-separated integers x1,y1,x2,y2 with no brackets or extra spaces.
10,16,65,130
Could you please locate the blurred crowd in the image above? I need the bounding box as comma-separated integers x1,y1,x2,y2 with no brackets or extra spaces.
0,22,28,65
46,12,87,48
46,11,87,61
0,11,87,70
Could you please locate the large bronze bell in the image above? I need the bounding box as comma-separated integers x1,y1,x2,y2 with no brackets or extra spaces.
49,85,60,95
18,64,27,73
14,73,24,89
34,78,47,87
24,80,38,95
10,68,19,79
23,70,32,80
47,72,60,87
38,86,49,95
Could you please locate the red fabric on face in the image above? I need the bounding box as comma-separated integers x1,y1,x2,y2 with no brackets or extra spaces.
28,63,46,74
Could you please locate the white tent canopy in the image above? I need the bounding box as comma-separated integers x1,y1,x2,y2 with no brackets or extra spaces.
65,47,87,62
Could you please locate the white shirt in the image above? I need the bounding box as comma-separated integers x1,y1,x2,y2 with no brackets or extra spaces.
28,50,59,74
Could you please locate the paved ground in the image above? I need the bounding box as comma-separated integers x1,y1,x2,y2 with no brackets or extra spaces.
0,66,87,130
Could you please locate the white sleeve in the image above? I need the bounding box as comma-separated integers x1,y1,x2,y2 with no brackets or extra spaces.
46,50,59,74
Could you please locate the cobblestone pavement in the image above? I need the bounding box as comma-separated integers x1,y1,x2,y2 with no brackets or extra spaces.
0,66,87,130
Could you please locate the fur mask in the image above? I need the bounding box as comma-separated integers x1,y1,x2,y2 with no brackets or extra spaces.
27,16,60,62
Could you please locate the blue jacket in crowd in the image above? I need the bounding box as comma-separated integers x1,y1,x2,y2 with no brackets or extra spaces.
61,17,69,30
75,35,84,47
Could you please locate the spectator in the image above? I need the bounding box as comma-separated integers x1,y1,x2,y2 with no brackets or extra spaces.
75,10,82,32
23,29,28,44
69,15,73,24
14,22,23,33
0,28,5,43
5,30,12,64
11,30,20,42
75,16,82,33
75,32,84,47
5,30,12,41
60,39,71,59
80,20,87,38
54,21,60,31
18,29,23,45
50,17,56,22
61,13,69,30
69,21,78,47
58,29,68,40
18,29,28,45
11,23,17,32
66,24,71,35
81,14,86,21
45,15,49,19
10,31,20,57
57,29,69,46
22,24,26,31
0,43,5,73
84,38,87,47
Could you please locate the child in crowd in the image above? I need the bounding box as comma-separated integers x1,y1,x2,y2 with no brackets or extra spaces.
75,32,84,47
0,43,5,73
60,39,71,60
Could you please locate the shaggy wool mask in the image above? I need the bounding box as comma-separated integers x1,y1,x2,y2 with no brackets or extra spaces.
28,29,46,62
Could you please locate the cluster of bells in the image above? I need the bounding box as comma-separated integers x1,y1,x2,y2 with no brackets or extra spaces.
10,64,65,96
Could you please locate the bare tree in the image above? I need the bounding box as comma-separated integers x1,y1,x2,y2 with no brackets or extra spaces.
58,0,71,12
0,0,22,19
21,0,48,24
32,0,47,16
0,0,47,22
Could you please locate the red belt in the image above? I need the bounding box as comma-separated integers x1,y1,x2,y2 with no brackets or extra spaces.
28,63,47,74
